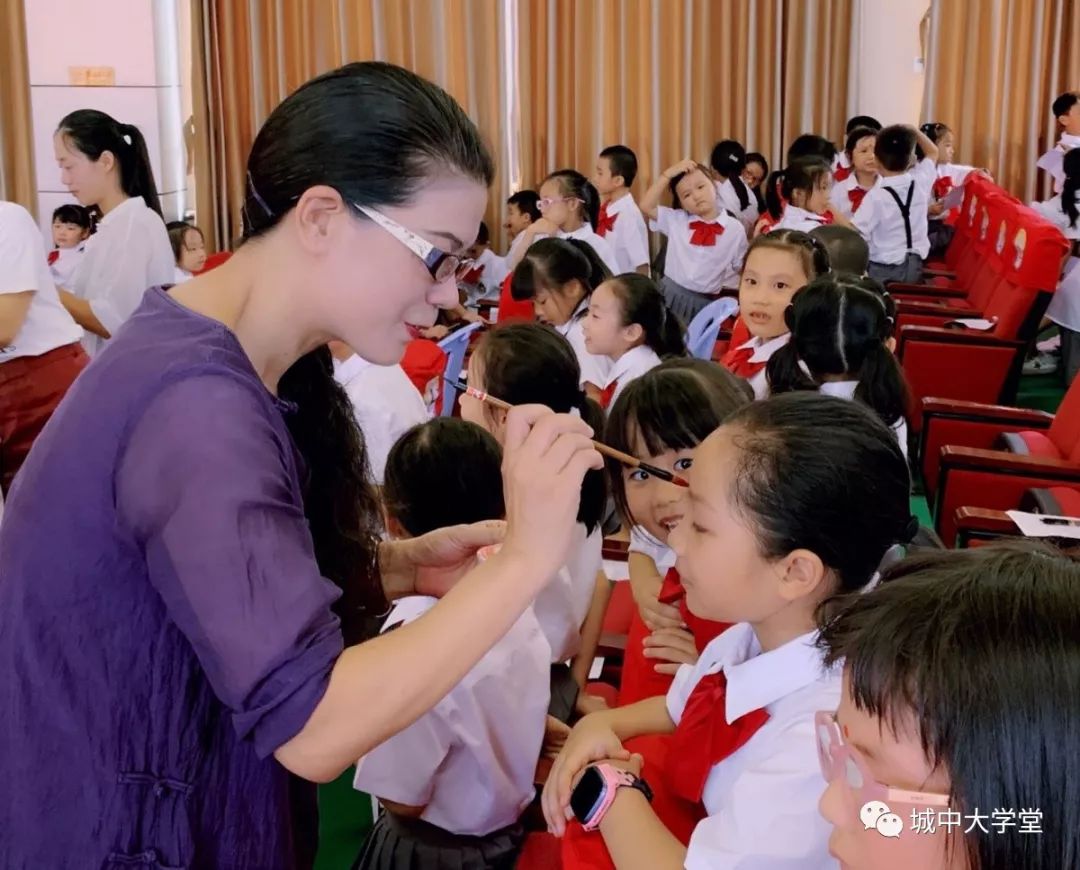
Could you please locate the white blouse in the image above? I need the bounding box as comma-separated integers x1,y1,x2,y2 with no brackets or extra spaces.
49,244,85,290
556,298,612,390
68,196,173,356
715,179,759,233
604,345,661,408
829,173,877,221
668,624,840,870
771,204,829,234
603,193,651,273
533,524,604,662
560,223,621,276
650,207,748,296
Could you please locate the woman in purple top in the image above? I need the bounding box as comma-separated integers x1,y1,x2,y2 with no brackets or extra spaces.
0,63,602,869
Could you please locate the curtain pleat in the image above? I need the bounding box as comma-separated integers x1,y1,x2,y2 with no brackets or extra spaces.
0,0,37,212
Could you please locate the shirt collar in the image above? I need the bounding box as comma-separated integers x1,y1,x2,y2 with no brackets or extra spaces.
879,171,916,190
607,193,635,215
1060,133,1080,148
736,332,790,362
97,195,142,229
723,627,830,722
609,344,658,381
785,204,826,224
333,352,373,385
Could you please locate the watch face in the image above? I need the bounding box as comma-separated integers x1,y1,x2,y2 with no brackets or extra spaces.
570,766,605,822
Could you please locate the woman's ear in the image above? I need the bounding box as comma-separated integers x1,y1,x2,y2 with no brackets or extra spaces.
292,184,349,253
775,548,828,603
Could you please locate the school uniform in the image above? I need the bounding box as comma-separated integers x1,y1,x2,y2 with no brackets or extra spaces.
555,298,612,390
829,173,877,221
650,206,748,324
600,345,661,409
333,353,429,484
0,202,87,495
853,163,932,285
770,204,830,234
721,333,790,399
1033,194,1080,381
353,595,550,870
48,243,85,289
833,151,852,181
173,266,194,285
597,194,650,274
560,223,621,275
68,196,173,356
668,625,840,869
1037,133,1080,193
818,380,909,459
715,179,759,233
927,162,976,256
471,246,509,293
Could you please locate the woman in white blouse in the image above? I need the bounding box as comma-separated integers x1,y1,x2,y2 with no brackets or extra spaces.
53,110,174,356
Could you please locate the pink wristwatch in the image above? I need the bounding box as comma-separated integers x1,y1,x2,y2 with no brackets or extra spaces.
571,763,654,832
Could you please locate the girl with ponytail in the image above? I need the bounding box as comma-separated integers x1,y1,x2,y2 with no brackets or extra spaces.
582,273,687,409
462,322,608,716
1035,148,1080,383
1,62,604,867
767,274,911,457
53,109,173,355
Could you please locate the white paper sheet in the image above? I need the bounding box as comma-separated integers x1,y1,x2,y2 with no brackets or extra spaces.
1006,510,1080,539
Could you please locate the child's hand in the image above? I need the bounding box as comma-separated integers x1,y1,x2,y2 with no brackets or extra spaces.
419,325,450,340
629,569,683,631
643,626,699,674
542,715,572,760
928,201,946,217
542,714,631,835
529,216,561,236
664,158,699,180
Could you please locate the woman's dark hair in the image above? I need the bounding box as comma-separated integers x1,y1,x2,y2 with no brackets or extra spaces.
765,157,833,218
545,169,601,230
52,203,91,230
241,62,495,641
511,237,611,308
818,541,1080,870
475,322,607,534
166,220,203,263
56,110,162,217
786,133,837,165
767,275,909,427
1062,148,1080,229
710,139,751,211
723,392,911,607
507,189,542,222
745,152,770,212
742,227,831,281
844,126,878,158
605,274,687,358
667,162,715,210
605,358,751,526
383,419,505,537
846,115,882,134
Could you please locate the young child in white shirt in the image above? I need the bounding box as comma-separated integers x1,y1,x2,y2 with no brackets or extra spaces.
47,204,90,289
1038,91,1080,193
593,145,651,274
919,122,983,258
354,417,550,870
543,392,913,870
768,156,841,234
501,190,541,277
710,140,759,233
833,115,882,181
818,543,1079,870
853,124,941,285
582,274,685,410
766,274,910,458
166,220,207,284
640,159,748,324
461,321,608,719
830,127,878,221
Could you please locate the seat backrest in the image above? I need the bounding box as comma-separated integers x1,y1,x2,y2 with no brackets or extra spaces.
686,297,739,360
437,321,485,416
1006,208,1071,291
1051,376,1080,460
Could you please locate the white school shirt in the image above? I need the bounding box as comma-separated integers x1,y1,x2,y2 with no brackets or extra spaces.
731,333,791,399
172,266,194,285
818,379,909,460
770,204,829,234
1032,194,1080,331
628,526,676,574
929,163,976,222
1037,133,1080,192
604,345,661,408
534,524,603,662
473,246,510,292
667,625,840,870
354,596,550,836
49,244,85,290
852,168,932,264
715,179,759,233
650,207,748,296
69,196,173,356
556,298,612,389
560,223,621,275
0,202,83,362
829,173,877,221
333,353,429,485
604,194,651,273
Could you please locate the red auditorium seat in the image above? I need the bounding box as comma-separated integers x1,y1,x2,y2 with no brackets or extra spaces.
196,250,232,273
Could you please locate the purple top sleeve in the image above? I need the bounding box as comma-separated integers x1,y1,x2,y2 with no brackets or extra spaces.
116,374,345,758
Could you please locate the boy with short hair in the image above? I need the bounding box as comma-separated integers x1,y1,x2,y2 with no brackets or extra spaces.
810,225,870,276
592,145,650,274
852,124,939,285
1037,92,1080,192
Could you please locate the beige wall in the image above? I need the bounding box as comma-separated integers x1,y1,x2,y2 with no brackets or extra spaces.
849,0,930,126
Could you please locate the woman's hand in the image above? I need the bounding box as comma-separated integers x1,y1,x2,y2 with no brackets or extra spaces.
643,626,699,675
499,406,603,582
543,714,631,835
380,520,505,599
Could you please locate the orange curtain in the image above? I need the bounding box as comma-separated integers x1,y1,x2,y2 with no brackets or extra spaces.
192,0,506,252
923,0,1080,200
0,0,37,212
515,0,853,201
